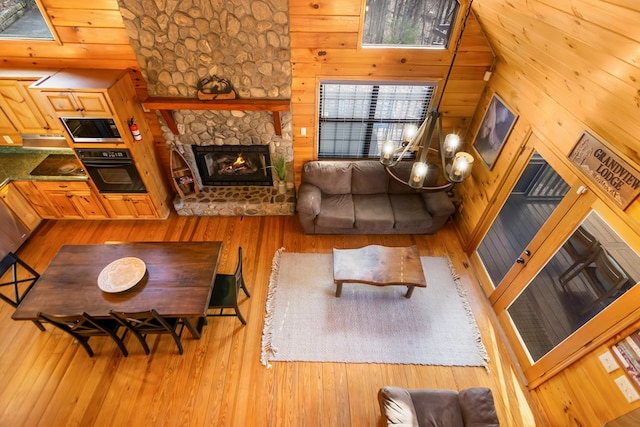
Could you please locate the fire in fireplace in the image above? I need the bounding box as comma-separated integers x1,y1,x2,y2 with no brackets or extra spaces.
191,145,273,186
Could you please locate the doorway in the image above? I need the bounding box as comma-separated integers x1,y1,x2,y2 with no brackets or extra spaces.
474,147,640,380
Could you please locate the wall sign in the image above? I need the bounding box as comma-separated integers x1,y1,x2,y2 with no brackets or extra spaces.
569,131,640,209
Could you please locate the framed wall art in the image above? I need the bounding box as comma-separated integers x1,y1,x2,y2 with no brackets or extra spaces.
473,94,518,170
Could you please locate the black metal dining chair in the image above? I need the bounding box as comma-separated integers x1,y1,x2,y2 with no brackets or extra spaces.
0,252,45,331
110,309,185,355
207,246,251,325
38,312,129,357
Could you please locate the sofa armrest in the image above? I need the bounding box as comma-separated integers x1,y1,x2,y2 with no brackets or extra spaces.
458,387,500,426
378,386,419,427
421,192,456,217
297,183,322,216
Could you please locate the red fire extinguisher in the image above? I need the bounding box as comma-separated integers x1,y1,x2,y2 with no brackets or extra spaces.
129,118,142,141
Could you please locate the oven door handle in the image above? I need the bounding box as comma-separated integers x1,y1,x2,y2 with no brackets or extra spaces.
80,161,133,167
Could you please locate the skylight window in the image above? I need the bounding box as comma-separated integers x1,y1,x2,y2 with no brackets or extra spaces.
362,0,459,48
0,0,54,40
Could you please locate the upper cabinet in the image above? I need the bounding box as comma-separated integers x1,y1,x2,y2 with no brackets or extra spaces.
0,79,63,135
38,91,112,117
30,69,120,119
0,106,20,145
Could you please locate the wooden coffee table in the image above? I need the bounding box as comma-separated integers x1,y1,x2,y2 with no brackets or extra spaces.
332,245,426,298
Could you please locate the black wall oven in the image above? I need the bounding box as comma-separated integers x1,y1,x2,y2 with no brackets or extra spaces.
75,148,146,193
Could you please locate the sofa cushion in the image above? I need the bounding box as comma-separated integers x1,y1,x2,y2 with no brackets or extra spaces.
316,194,354,228
353,194,394,230
352,161,389,194
458,388,500,427
378,386,419,427
302,161,352,194
421,192,456,216
387,161,416,194
409,389,465,427
389,194,433,230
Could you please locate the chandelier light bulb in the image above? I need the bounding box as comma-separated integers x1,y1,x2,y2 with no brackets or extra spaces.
403,124,418,141
443,133,460,158
449,152,474,182
380,140,396,165
409,162,428,188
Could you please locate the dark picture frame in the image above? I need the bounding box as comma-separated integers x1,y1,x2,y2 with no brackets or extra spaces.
473,94,518,170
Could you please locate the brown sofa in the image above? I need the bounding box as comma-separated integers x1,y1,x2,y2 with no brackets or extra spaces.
378,386,500,427
296,160,456,234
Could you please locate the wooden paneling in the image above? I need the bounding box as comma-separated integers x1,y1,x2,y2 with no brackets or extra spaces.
290,0,496,226
0,0,137,72
289,0,494,184
453,1,640,425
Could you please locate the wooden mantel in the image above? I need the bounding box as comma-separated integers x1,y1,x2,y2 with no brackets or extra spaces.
142,97,291,136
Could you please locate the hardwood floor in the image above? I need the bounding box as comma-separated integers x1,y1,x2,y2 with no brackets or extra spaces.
0,214,545,426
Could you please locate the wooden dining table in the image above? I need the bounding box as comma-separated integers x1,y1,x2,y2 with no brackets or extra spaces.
12,241,223,338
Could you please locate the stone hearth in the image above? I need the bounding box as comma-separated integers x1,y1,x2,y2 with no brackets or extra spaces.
174,186,295,216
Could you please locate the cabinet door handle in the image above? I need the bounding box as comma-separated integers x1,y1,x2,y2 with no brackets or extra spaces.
516,257,525,264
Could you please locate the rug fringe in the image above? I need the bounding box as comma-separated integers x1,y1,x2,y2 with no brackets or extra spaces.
260,247,284,368
445,255,491,372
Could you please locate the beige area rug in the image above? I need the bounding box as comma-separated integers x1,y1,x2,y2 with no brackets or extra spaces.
260,248,489,368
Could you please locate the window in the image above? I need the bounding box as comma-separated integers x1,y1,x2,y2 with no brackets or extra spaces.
0,0,54,40
362,0,459,47
318,82,433,159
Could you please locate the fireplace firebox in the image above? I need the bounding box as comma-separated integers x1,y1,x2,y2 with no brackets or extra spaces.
191,145,273,186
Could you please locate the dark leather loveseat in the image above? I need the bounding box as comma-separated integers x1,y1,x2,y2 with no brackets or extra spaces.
378,386,500,426
296,160,456,234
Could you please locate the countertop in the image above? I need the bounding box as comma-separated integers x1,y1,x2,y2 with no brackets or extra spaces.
0,146,88,188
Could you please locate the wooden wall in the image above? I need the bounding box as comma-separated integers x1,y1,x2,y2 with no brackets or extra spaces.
289,0,495,181
457,0,640,425
1,0,137,72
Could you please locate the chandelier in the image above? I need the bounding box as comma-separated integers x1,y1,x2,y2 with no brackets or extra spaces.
380,0,475,191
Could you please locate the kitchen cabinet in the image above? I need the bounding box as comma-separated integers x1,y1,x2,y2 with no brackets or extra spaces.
38,91,111,117
30,69,171,219
100,194,157,219
0,183,41,231
0,107,21,146
13,180,108,219
0,80,63,134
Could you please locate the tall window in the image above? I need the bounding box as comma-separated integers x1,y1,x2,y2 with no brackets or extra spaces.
0,0,54,40
362,0,459,47
318,82,433,159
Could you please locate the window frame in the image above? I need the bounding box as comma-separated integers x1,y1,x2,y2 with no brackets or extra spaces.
360,0,460,49
0,0,57,42
317,80,435,160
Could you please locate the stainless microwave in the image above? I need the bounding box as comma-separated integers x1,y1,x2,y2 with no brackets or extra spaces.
61,117,123,143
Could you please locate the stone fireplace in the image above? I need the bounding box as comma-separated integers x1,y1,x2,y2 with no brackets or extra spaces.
118,0,295,216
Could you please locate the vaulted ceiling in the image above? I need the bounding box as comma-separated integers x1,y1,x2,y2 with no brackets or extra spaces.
471,0,639,164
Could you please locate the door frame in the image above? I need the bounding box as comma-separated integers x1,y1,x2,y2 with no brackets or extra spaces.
467,130,640,386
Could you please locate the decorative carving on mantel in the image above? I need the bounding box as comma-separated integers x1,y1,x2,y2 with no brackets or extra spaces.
142,97,291,136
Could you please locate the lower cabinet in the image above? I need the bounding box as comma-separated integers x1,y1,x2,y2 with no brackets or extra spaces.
13,181,108,219
0,182,41,230
100,194,158,219
13,181,162,220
